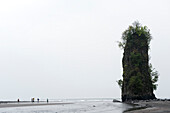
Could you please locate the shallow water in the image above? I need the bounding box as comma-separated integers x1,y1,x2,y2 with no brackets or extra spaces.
0,99,133,113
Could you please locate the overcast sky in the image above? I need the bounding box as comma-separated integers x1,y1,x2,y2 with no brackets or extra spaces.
0,0,170,100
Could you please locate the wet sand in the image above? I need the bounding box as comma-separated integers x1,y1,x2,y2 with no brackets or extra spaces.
126,100,170,113
0,100,131,113
2,100,170,112
0,102,72,108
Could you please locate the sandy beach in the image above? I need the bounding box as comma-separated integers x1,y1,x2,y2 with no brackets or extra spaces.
1,99,170,113
126,100,170,113
0,102,72,108
0,99,132,113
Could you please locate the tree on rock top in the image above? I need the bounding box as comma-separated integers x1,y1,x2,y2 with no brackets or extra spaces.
117,21,159,102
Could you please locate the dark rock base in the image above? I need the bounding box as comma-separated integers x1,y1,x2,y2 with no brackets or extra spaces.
122,94,156,102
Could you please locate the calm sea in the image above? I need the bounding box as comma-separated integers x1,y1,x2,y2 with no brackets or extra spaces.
0,98,133,113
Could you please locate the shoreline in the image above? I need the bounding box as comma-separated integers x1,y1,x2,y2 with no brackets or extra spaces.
2,99,170,112
124,100,170,113
0,102,73,108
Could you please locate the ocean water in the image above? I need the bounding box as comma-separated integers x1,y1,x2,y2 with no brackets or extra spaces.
0,98,133,113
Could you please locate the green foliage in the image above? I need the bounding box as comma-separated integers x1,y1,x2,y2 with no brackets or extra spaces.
117,41,125,49
130,52,142,67
117,21,159,92
117,79,123,88
149,64,159,90
118,21,152,49
128,75,143,95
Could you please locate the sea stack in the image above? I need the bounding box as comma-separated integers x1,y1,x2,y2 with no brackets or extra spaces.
121,22,156,102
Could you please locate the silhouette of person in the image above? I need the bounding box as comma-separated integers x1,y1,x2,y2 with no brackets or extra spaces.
37,98,39,102
31,98,35,102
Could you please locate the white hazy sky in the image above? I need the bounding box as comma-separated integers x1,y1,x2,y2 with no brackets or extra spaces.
0,0,170,101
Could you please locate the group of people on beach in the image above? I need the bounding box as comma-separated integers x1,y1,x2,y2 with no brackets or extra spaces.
17,98,49,103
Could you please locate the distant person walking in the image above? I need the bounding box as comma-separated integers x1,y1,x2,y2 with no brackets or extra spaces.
17,99,20,103
37,98,39,102
31,98,35,102
47,98,49,103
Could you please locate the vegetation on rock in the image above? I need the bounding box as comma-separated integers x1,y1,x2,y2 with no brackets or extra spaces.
117,21,159,102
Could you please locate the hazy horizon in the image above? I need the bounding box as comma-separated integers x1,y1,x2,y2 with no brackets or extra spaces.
0,0,170,101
